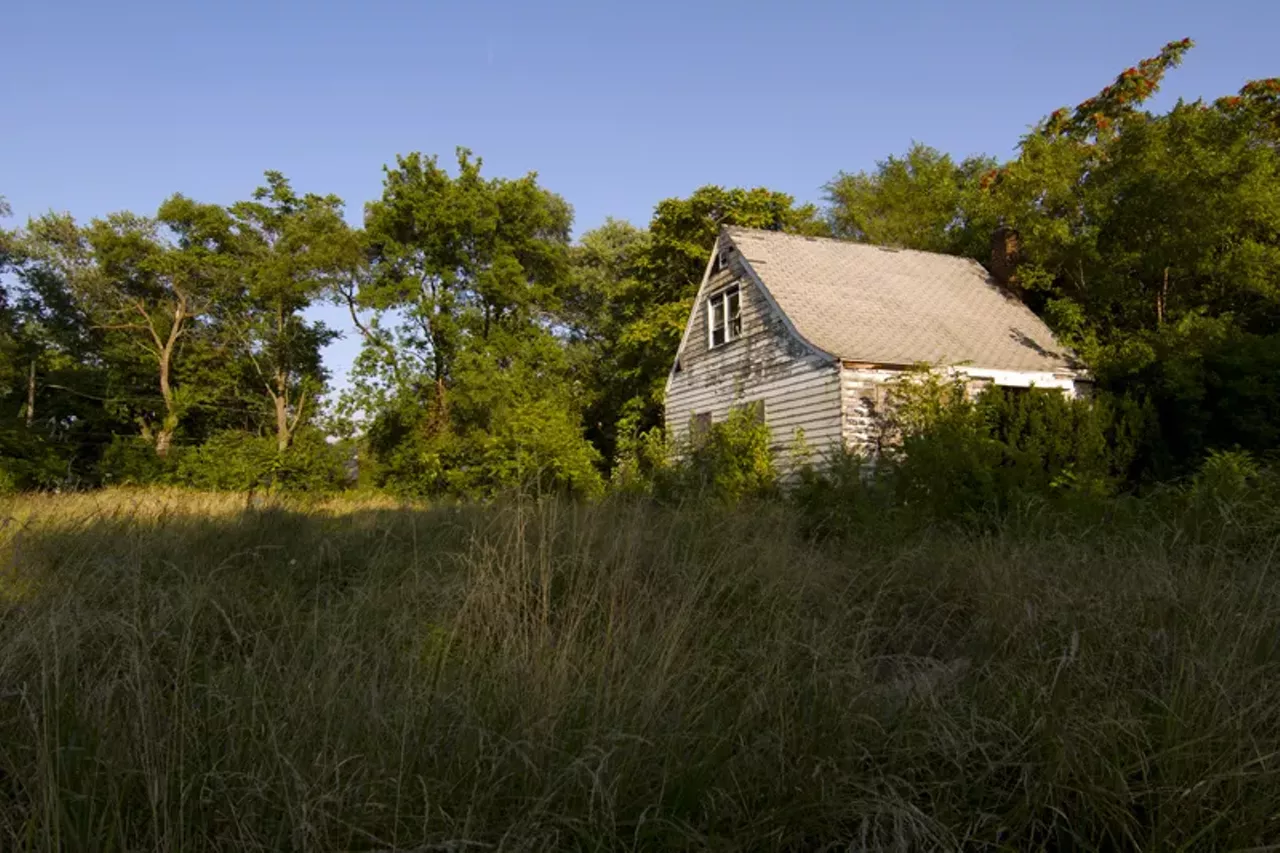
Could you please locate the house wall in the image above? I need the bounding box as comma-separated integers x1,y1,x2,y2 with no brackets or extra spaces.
665,257,843,469
840,364,1082,455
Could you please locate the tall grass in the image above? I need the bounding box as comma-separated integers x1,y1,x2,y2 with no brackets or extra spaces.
1,487,1279,850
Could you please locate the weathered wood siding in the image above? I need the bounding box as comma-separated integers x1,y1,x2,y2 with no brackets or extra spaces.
840,366,900,456
840,364,1083,455
665,254,842,468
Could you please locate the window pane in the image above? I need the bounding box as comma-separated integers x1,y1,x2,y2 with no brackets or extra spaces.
727,288,741,339
709,294,725,347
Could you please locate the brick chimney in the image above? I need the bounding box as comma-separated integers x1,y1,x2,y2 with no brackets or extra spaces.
989,226,1022,289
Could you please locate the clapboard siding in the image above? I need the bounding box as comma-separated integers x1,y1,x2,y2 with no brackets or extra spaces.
840,366,901,454
665,245,842,469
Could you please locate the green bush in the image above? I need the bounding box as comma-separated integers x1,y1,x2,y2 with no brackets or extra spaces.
98,435,178,486
176,431,275,491
792,372,1148,532
789,445,893,540
176,429,350,493
0,424,68,492
275,430,353,493
610,424,673,495
632,406,777,505
367,397,602,501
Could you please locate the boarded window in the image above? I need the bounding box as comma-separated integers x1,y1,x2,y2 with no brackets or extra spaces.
691,412,712,437
707,286,741,348
711,245,734,274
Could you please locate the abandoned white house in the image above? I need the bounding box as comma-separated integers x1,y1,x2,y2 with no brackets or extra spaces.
664,226,1086,466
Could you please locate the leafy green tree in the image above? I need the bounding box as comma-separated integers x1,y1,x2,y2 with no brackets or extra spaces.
25,200,239,456
976,39,1280,470
227,172,358,451
561,218,651,464
825,143,997,255
3,207,133,485
349,148,600,498
349,148,571,397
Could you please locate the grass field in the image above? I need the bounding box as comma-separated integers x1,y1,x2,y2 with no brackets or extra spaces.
1,487,1279,850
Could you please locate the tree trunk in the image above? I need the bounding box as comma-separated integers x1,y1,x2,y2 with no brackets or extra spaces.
156,347,175,457
155,428,174,457
154,298,185,457
24,360,35,428
1157,267,1169,325
275,379,290,453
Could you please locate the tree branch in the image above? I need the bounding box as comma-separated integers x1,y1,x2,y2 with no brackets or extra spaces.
339,280,404,384
133,299,166,353
288,389,309,434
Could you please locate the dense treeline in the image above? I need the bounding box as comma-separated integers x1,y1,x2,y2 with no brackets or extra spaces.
2,39,1278,496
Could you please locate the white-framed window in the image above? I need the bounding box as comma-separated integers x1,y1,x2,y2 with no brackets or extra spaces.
707,285,742,348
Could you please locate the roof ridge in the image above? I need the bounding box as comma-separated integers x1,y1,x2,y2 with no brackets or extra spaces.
723,225,978,265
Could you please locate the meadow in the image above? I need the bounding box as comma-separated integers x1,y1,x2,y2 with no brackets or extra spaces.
1,486,1279,851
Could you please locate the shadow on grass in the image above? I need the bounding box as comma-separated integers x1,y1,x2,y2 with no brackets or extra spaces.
0,492,1279,850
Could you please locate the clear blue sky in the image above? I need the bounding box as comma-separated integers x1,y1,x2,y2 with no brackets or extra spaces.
5,0,1277,391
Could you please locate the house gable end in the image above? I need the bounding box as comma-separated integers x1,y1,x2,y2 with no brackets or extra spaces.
663,231,845,466
665,231,834,399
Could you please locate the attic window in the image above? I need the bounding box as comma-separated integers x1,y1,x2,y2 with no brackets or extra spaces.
707,285,741,348
716,245,734,271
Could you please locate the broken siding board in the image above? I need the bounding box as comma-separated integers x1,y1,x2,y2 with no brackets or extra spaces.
840,366,904,452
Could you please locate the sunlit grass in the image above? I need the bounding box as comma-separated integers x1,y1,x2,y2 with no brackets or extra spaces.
0,487,1278,850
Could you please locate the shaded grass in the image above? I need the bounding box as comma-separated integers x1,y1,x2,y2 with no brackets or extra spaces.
1,488,1279,850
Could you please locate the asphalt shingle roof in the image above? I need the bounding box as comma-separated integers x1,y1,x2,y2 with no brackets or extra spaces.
725,227,1077,372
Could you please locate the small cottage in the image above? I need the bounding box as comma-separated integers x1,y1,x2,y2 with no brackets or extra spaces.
664,227,1085,467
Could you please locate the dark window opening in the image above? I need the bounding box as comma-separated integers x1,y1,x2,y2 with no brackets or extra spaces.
708,285,741,348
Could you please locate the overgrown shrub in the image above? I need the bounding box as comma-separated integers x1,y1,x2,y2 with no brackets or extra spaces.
367,397,603,501
176,431,276,491
789,445,893,540
791,371,1150,533
0,423,68,492
98,435,178,486
610,423,673,495
176,429,350,493
621,407,776,505
276,430,354,493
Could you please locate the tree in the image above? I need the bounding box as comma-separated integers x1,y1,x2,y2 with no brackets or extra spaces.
24,198,238,456
228,172,358,451
349,148,600,498
976,39,1280,471
1,200,128,486
344,149,571,409
560,218,652,464
824,143,997,256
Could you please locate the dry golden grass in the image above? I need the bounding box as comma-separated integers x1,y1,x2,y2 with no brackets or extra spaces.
1,487,1279,850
